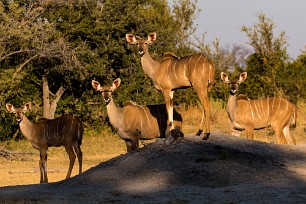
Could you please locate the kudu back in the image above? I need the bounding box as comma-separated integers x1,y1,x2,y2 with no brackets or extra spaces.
6,103,84,183
221,72,297,145
126,33,215,139
92,78,183,152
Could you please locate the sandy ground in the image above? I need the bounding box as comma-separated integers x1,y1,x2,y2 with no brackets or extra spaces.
1,132,306,203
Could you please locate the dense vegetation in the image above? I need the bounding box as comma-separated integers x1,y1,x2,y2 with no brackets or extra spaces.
0,0,305,140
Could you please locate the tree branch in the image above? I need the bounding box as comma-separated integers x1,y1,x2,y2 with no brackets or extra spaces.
13,54,38,78
50,86,65,118
0,49,31,62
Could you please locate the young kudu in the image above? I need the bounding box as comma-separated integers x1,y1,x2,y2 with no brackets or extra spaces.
221,72,297,145
92,78,183,152
126,33,215,139
6,103,84,183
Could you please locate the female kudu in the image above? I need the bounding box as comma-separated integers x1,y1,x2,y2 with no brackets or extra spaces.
221,72,297,145
126,33,215,139
92,78,183,152
6,103,84,183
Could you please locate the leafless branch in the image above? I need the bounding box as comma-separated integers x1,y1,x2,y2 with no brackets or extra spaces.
13,54,38,78
0,50,31,62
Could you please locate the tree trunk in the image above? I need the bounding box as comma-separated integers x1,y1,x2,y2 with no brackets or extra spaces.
42,75,65,119
42,75,51,119
49,86,65,118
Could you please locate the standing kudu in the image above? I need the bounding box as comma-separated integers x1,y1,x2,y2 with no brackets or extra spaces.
6,103,84,183
126,33,215,139
92,78,183,152
221,72,297,145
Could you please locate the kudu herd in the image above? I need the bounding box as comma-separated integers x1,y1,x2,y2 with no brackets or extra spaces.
221,72,297,145
126,33,215,139
5,32,299,185
92,78,183,152
6,103,84,183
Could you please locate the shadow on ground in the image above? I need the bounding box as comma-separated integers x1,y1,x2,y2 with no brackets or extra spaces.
1,132,306,203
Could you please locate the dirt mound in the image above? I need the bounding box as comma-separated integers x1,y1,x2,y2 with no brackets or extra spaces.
1,132,306,203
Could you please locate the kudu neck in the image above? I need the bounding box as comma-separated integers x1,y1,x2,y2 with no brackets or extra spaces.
106,97,123,126
19,116,36,142
227,93,238,121
141,51,160,80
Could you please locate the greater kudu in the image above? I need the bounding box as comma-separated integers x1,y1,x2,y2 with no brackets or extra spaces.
92,78,183,152
126,33,215,139
221,72,297,145
6,103,84,183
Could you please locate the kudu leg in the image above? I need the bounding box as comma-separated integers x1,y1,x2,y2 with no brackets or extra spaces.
195,89,210,140
73,143,83,174
65,146,76,179
270,122,288,144
245,128,254,140
163,90,174,138
125,140,133,152
39,149,48,183
283,124,296,145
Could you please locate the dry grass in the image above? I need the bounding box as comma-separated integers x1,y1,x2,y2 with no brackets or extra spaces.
0,101,305,187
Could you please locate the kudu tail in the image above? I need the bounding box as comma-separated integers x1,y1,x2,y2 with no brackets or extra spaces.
77,119,85,146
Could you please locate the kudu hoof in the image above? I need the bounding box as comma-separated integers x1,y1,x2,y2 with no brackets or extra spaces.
202,133,210,140
196,129,203,136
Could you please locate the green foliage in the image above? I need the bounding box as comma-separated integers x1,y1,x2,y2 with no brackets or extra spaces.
278,54,306,103
241,13,290,99
2,1,303,142
0,0,202,140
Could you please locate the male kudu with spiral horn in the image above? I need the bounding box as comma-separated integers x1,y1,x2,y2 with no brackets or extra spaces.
126,32,215,139
6,103,84,183
221,72,297,145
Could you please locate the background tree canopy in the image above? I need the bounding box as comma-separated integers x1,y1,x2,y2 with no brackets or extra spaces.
0,0,305,140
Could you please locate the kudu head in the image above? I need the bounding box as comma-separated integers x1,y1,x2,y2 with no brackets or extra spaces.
6,103,31,122
92,78,121,105
221,72,247,95
126,33,157,56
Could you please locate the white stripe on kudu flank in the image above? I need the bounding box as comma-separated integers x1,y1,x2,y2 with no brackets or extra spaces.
183,57,189,79
69,116,74,137
261,99,265,117
272,97,275,111
172,60,178,79
192,55,202,84
136,107,144,130
267,98,270,118
254,100,261,119
140,106,152,128
249,100,255,120
57,118,60,138
282,100,289,119
166,60,172,81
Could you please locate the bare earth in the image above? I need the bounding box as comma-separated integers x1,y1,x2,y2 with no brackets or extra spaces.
1,132,306,203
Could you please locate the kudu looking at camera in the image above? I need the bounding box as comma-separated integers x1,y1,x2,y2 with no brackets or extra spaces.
92,78,183,152
126,33,215,139
221,72,297,145
6,103,84,183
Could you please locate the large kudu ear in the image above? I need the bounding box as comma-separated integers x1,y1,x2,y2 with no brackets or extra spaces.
23,103,31,112
126,34,137,44
238,72,247,83
220,72,230,83
147,32,156,43
112,78,121,90
92,80,101,91
5,104,15,113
